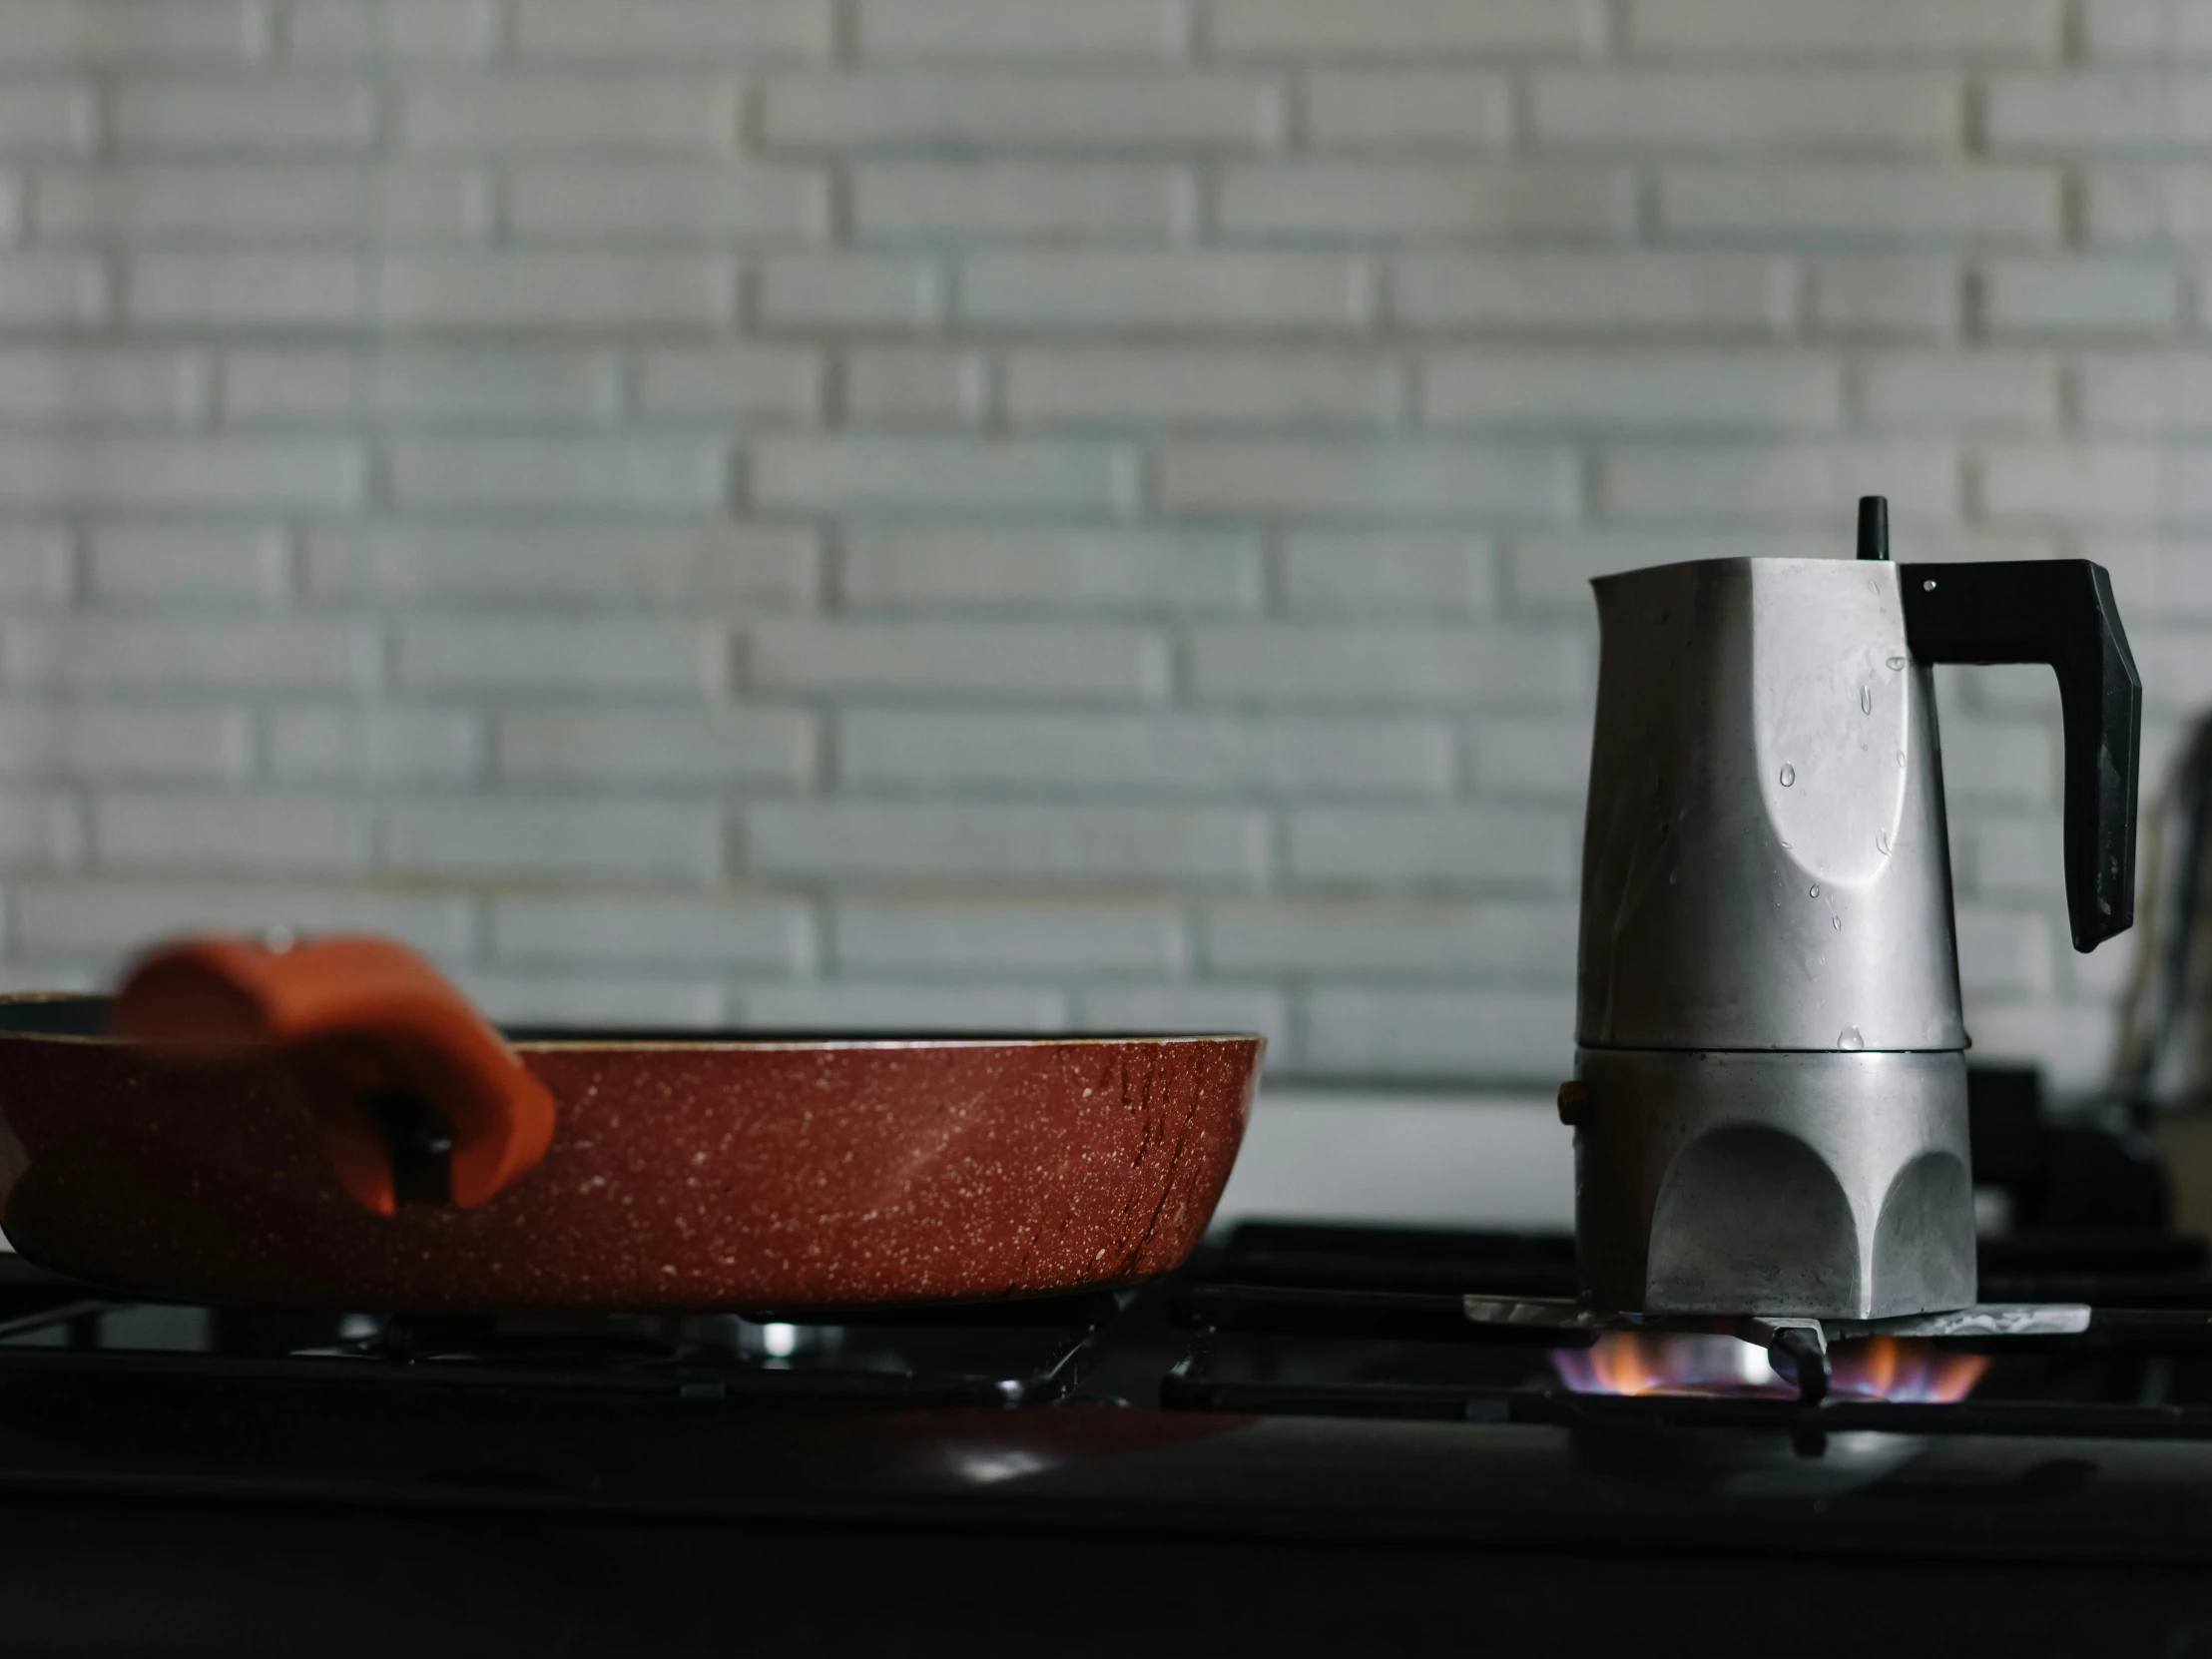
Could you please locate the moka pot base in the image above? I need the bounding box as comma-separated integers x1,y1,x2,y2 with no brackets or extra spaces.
1560,1046,1976,1321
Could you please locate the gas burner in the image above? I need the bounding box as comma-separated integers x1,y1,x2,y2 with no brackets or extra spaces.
1457,1295,2091,1403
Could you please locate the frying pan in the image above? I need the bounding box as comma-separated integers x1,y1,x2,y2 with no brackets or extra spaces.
0,935,1263,1314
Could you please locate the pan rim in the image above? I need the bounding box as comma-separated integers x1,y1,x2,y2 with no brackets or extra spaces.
0,992,1267,1052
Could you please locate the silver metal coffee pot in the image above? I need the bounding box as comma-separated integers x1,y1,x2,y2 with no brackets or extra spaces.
1565,499,2141,1320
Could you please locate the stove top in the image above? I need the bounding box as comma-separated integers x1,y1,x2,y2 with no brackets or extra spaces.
7,1224,2212,1654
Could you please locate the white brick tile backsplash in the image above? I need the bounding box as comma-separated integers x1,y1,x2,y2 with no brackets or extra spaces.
2085,168,2212,244
399,77,735,151
852,163,1190,242
738,980,1067,1032
225,349,617,424
832,900,1184,971
0,347,204,424
11,878,475,958
111,78,377,151
1940,719,2058,806
1208,896,1576,981
1300,985,1574,1079
1472,717,1592,799
757,255,943,327
749,620,1170,699
287,1,496,60
126,254,362,326
1209,0,1604,56
38,167,481,241
962,253,1368,330
1859,352,2061,428
839,526,1263,612
303,524,814,605
1302,72,1512,150
93,793,367,872
0,528,74,605
494,707,817,786
857,0,1180,60
461,971,726,1029
1280,533,1491,615
1188,624,1588,707
1158,440,1577,519
1987,75,2212,151
1530,71,1959,151
753,436,1131,513
1808,257,1961,334
1954,905,2056,996
0,705,253,780
2132,627,2212,709
0,2,2186,1086
745,801,1270,883
1422,350,1843,430
1981,444,2212,520
1982,259,2182,332
1073,985,1289,1045
1006,349,1396,427
636,346,824,421
1659,166,2061,244
0,790,81,868
508,165,830,241
86,524,286,603
761,73,1284,150
1217,164,1634,241
397,617,724,694
387,436,730,510
841,347,987,425
2085,0,2212,57
1625,0,2060,59
0,2,267,64
0,437,364,508
271,707,482,781
493,893,811,968
0,256,110,325
1598,441,1956,519
1289,805,1576,887
835,709,1454,794
510,0,832,61
0,80,97,152
2105,2,2212,65
379,256,733,327
2082,355,2212,429
1392,253,1796,333
384,798,725,880
2,618,379,692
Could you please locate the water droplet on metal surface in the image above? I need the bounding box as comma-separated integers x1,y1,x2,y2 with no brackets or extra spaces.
1839,1028,1864,1051
1861,686,1873,714
1877,830,1891,854
1808,884,1820,897
1832,915,1843,930
1779,764,1795,787
1898,751,1907,767
1887,656,1907,672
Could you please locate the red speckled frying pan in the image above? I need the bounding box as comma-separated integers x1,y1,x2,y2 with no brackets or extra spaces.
0,935,1262,1314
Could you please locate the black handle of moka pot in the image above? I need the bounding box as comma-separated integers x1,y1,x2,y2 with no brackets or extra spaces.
1858,497,2143,952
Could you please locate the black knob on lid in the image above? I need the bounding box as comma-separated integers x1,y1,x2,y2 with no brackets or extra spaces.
1858,495,1890,562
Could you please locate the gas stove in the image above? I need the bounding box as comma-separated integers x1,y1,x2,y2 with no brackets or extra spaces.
3,1223,2212,1654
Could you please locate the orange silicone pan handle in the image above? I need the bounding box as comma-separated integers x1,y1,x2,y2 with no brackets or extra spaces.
112,935,557,1217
